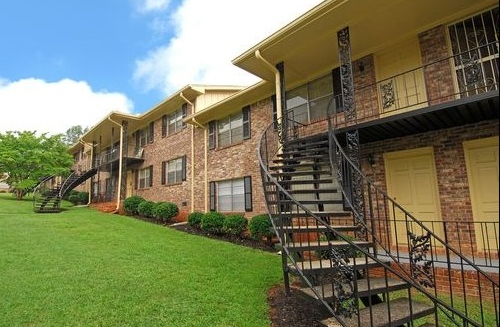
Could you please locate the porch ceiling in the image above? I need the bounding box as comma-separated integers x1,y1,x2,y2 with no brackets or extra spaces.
81,112,142,148
336,91,499,144
233,0,497,89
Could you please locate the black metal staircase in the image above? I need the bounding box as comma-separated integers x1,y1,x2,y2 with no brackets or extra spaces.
258,116,499,326
33,169,97,213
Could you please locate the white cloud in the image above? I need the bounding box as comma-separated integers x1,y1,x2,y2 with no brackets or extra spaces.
133,0,324,95
135,0,172,13
0,78,133,135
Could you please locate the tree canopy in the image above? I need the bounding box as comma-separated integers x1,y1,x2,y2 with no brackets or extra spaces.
63,125,88,146
0,131,74,199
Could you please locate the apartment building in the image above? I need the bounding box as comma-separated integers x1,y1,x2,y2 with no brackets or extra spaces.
71,0,499,245
70,1,498,324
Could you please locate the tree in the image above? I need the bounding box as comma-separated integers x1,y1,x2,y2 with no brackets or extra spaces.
63,125,88,146
0,131,74,199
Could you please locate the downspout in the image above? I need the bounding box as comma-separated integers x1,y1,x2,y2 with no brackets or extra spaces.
79,139,94,205
255,50,282,120
180,92,208,213
107,117,124,213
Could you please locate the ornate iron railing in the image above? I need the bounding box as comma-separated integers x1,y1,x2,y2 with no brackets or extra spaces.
341,42,499,128
327,102,499,326
258,114,499,326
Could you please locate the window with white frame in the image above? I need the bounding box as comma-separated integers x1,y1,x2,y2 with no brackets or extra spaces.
161,156,186,185
217,112,243,147
136,122,154,148
209,176,252,212
162,104,187,137
208,106,250,149
137,166,153,189
285,70,342,124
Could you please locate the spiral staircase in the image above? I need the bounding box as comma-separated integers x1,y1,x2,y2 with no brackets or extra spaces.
258,113,499,326
33,168,97,213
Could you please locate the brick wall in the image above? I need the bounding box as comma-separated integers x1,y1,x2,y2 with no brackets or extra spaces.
134,108,192,212
419,25,456,104
361,120,499,252
192,98,274,217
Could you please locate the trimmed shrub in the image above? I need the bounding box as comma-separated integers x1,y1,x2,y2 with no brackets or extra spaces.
78,192,89,204
123,196,145,215
249,214,275,245
223,214,248,236
67,193,80,205
65,191,88,205
137,200,155,218
188,211,204,228
64,190,78,200
200,211,225,234
153,202,179,222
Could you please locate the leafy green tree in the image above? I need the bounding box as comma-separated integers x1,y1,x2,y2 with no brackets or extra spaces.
63,125,88,146
0,131,73,199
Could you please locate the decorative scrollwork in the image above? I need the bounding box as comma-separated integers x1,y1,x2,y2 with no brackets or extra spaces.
408,231,434,288
329,246,358,318
380,80,395,109
460,53,482,87
276,121,284,144
337,27,355,123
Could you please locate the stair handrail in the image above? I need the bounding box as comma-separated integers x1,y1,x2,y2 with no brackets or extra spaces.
258,117,447,326
59,168,97,199
258,113,498,326
58,170,77,198
326,100,499,326
32,175,55,208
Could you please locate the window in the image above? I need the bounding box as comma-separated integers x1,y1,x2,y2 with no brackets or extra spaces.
208,106,250,149
162,104,187,137
449,7,499,96
161,156,186,185
136,122,154,148
285,70,341,124
137,166,153,189
209,176,252,212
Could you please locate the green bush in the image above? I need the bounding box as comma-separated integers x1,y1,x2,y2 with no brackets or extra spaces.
223,214,248,236
123,196,145,215
137,200,155,218
78,192,89,204
249,214,275,244
153,202,179,222
188,211,204,228
65,190,78,200
67,194,80,205
200,211,225,234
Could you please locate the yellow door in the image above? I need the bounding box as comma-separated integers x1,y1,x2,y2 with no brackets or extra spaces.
376,38,427,115
126,171,134,198
384,148,443,246
463,137,499,253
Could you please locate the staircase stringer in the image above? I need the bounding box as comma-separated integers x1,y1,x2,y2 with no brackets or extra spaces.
259,119,437,326
59,168,97,199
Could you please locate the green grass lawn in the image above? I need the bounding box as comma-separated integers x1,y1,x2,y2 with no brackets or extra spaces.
0,193,283,327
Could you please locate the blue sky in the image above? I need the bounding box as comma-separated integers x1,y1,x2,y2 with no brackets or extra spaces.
0,0,323,135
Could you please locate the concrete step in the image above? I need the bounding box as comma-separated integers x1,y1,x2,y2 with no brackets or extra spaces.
299,277,410,301
320,297,435,327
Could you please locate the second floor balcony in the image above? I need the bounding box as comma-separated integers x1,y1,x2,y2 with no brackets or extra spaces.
332,42,499,143
93,147,144,172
